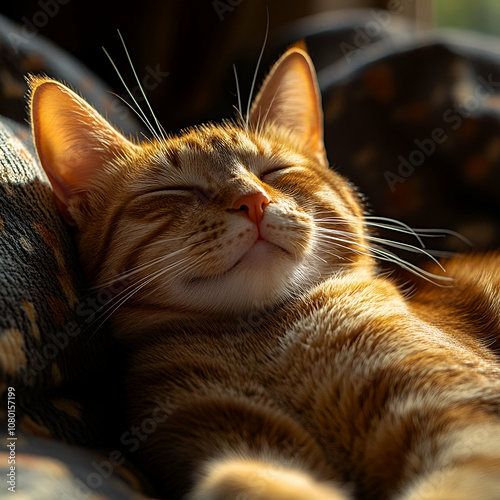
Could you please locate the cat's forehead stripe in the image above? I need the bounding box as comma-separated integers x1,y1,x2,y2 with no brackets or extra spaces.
149,126,310,180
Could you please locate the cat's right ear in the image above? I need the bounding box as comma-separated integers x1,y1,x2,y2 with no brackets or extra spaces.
249,48,327,167
29,76,138,225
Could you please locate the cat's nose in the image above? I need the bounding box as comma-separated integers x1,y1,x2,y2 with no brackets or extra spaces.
231,192,270,226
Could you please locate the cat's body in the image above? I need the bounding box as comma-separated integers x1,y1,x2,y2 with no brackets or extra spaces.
124,257,500,499
29,48,500,499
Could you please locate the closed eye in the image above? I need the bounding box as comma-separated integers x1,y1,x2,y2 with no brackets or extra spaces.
140,187,211,202
141,187,192,196
260,166,290,180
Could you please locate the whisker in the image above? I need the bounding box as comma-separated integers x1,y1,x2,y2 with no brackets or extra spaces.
139,251,211,304
245,10,269,131
313,213,471,247
139,230,200,250
117,30,167,141
90,240,202,291
370,246,453,284
314,240,354,264
90,254,197,332
317,227,445,271
130,252,213,311
364,216,473,247
315,233,368,259
314,214,424,246
364,216,426,248
233,64,244,124
313,213,472,264
259,85,284,135
103,91,160,141
315,231,453,285
102,47,160,143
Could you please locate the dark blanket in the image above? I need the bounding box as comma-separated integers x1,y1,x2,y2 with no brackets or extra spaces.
320,30,500,254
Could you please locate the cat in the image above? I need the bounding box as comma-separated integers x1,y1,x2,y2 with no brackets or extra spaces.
29,46,500,499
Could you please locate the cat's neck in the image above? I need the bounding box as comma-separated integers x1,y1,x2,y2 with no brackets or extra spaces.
106,265,378,341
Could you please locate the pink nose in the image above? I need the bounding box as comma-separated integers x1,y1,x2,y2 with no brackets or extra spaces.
231,192,270,226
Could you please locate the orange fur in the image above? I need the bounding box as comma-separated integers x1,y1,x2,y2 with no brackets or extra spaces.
29,48,500,499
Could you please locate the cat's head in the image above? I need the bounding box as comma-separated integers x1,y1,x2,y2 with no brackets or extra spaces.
30,48,372,323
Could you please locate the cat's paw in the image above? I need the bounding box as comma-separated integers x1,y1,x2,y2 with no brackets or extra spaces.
188,459,349,500
399,459,500,500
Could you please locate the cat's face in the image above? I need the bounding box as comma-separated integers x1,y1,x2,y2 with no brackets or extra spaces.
30,48,371,320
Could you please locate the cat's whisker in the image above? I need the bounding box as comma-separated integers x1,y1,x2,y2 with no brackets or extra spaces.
314,214,425,246
102,256,194,313
232,65,244,125
102,47,162,143
121,264,191,311
254,107,263,136
365,222,443,243
315,232,371,260
318,226,445,271
369,246,453,285
138,251,211,305
313,240,355,264
364,216,474,247
322,239,369,262
117,30,167,141
361,233,459,261
364,222,471,252
315,231,453,285
139,231,200,250
316,229,417,265
90,241,203,291
90,254,198,333
259,88,283,135
245,11,269,131
314,213,472,260
309,247,328,265
314,213,464,242
314,238,349,258
365,215,426,247
103,90,160,143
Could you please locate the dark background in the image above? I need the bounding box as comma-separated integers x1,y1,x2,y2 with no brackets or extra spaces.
1,0,325,131
1,0,390,131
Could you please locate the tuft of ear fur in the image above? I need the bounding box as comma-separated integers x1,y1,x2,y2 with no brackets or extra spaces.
29,75,138,225
249,48,327,167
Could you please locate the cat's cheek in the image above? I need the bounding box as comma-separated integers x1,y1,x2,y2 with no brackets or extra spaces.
260,213,314,260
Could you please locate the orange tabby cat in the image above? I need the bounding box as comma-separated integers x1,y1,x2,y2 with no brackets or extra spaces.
29,48,500,499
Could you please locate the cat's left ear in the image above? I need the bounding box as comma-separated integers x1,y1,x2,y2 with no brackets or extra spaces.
249,47,327,167
29,76,138,225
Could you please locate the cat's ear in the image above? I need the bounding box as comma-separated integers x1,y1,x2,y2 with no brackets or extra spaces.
29,76,138,225
249,48,327,167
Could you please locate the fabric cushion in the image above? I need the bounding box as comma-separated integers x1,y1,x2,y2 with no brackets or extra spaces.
0,15,149,499
0,115,125,445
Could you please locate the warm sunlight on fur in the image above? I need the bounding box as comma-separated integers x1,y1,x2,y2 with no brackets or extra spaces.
29,52,370,324
190,459,348,500
30,46,500,500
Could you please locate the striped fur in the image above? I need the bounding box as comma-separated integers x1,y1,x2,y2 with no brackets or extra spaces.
30,48,500,499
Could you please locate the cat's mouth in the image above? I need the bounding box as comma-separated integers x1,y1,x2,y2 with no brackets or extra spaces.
235,239,289,266
188,240,289,285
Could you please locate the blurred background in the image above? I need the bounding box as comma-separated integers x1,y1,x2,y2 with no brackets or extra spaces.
0,0,489,131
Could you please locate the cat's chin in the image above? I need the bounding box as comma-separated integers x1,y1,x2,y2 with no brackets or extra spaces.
231,239,289,269
178,241,305,317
